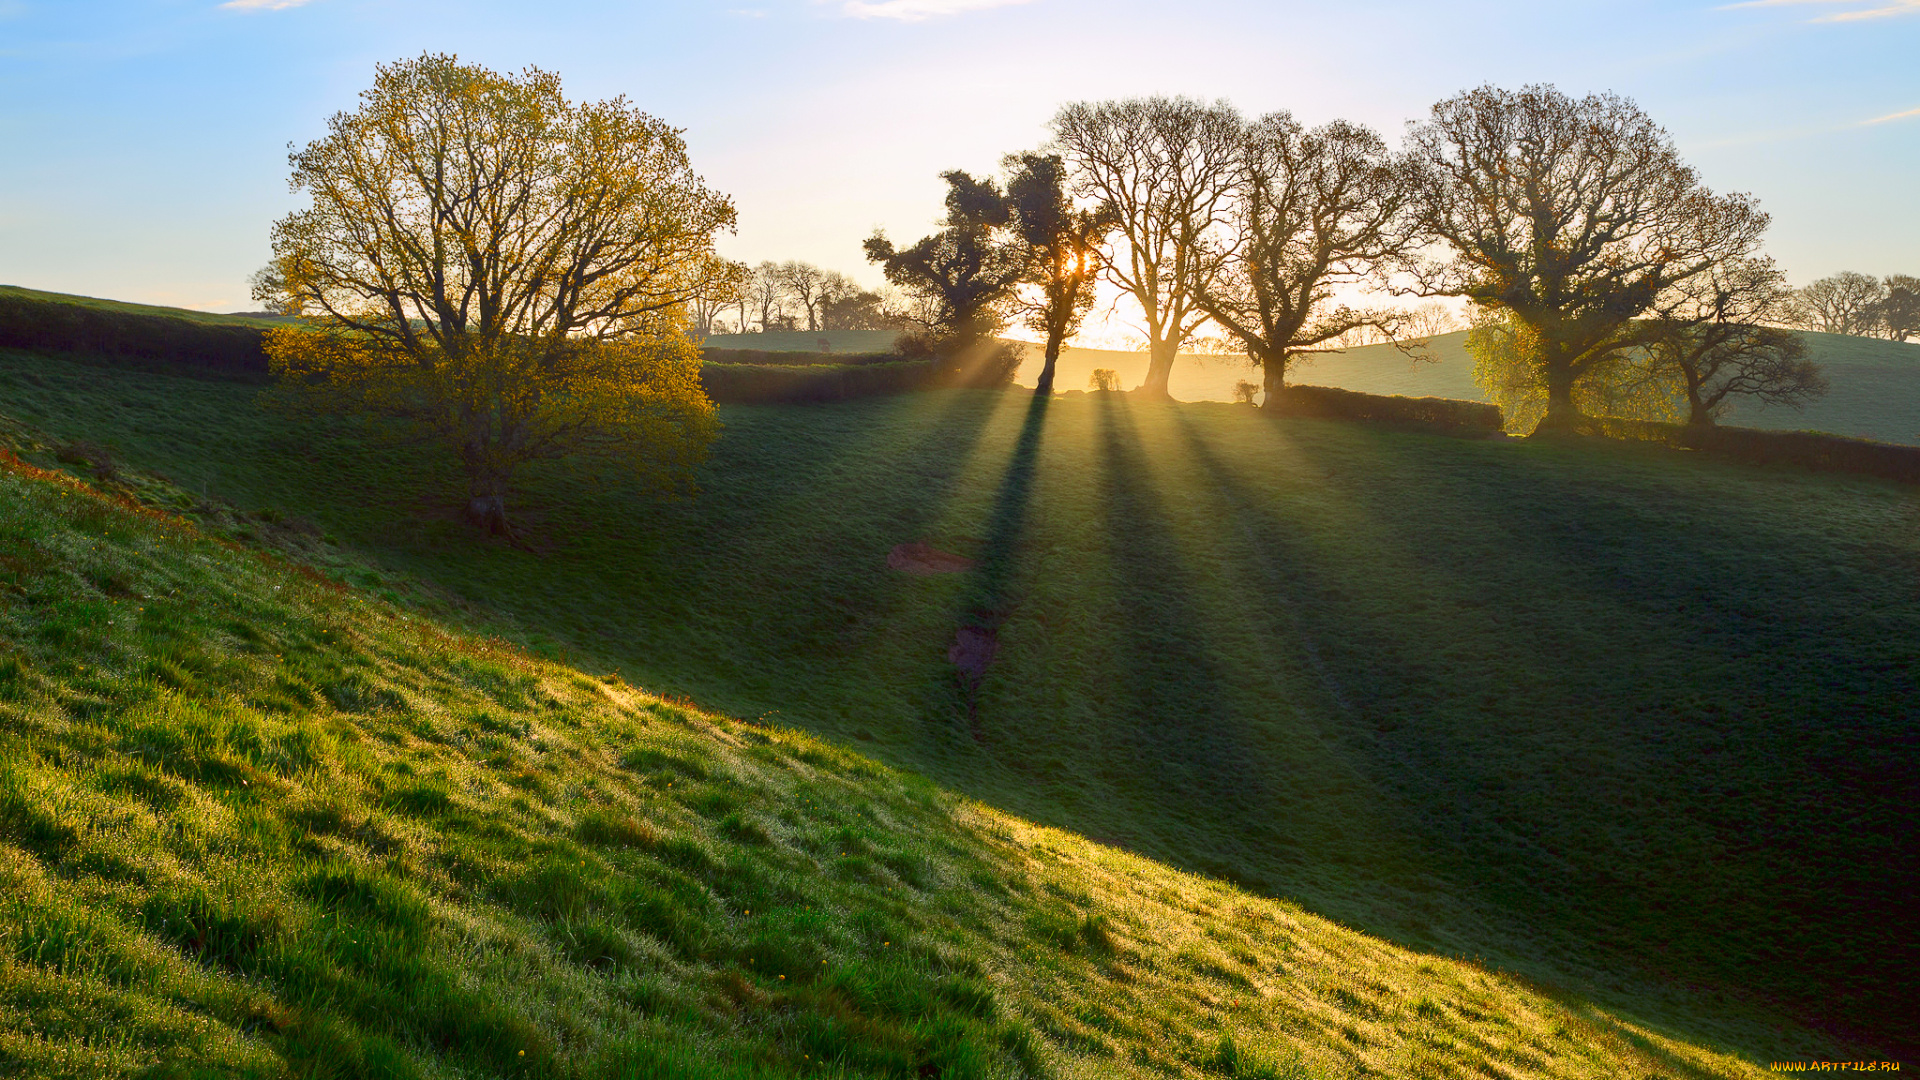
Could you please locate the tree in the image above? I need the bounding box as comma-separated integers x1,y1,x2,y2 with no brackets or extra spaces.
747,261,787,333
1871,274,1919,341
688,262,748,337
1645,258,1825,425
260,54,731,537
780,261,829,332
1053,97,1242,398
1186,112,1412,403
865,170,1026,385
1791,272,1886,337
1466,313,1683,433
1003,152,1114,395
1404,85,1768,431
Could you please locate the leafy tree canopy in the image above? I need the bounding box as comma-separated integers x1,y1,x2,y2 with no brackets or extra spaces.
260,53,735,535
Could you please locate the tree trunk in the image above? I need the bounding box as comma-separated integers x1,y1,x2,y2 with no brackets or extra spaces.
465,494,510,536
1259,353,1287,406
1138,337,1177,398
1685,385,1714,426
1035,332,1062,395
1534,362,1581,434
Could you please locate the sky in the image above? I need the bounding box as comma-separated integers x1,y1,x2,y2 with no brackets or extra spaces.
0,0,1915,316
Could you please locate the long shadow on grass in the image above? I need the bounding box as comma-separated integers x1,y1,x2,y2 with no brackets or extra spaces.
1264,420,1919,1054
1068,392,1282,875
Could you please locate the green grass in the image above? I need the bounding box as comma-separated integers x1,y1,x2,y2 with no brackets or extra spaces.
0,409,1811,1078
0,285,288,329
1,345,1913,1065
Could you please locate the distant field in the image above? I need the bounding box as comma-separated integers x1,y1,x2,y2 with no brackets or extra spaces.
713,328,1920,445
704,329,902,354
4,346,1912,1060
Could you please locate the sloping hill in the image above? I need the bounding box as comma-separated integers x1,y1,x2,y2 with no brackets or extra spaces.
0,422,1813,1077
2,344,1913,1065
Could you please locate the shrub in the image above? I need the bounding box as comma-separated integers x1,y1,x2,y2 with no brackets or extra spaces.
1267,384,1504,434
1089,369,1119,393
698,359,945,403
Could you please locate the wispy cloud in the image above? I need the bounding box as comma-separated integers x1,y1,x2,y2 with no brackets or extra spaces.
839,0,1033,21
1719,0,1920,22
1860,105,1920,125
219,0,314,10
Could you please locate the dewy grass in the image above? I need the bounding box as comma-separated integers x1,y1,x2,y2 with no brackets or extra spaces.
0,448,1814,1079
0,346,1913,1068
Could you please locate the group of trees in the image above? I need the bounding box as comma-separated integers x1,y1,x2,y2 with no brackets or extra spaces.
257,54,1854,530
699,261,915,337
1788,272,1919,341
873,85,1824,430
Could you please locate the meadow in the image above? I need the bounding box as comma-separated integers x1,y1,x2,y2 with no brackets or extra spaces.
0,343,1913,1069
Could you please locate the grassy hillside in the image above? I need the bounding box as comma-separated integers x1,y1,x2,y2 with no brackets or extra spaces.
0,285,286,329
1,346,1912,1063
0,420,1816,1078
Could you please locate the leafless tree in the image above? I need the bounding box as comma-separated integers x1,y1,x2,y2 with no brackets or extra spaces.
748,261,787,333
780,261,829,332
1791,272,1888,337
687,261,747,337
1186,112,1413,403
1403,85,1768,430
1645,258,1825,425
1053,96,1242,398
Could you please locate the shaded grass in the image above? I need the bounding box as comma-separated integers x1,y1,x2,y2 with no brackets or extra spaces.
0,346,1914,1062
0,444,1804,1078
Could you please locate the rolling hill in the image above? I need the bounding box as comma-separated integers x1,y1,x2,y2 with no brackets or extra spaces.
0,396,1831,1078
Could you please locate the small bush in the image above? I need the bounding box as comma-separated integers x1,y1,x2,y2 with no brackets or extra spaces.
1089,369,1119,393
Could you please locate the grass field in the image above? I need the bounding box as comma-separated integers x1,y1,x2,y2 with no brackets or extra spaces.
1,344,1913,1066
0,392,1833,1078
0,285,287,329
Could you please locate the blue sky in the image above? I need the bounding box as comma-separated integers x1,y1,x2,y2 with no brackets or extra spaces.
0,0,1915,312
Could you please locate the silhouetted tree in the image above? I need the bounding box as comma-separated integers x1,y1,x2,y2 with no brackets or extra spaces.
1187,112,1412,404
865,170,1026,385
747,261,787,333
1404,85,1767,431
1871,274,1919,341
1646,259,1825,425
1792,272,1886,337
780,261,829,332
1053,97,1242,398
1004,152,1114,395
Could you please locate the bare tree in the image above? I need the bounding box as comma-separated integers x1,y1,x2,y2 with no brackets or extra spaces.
1792,272,1886,337
1404,85,1768,431
1005,152,1115,395
747,261,787,333
1053,96,1242,398
780,261,829,332
1646,258,1825,425
1186,112,1413,403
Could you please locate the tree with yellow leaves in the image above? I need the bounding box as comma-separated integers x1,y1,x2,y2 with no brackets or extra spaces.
259,54,740,536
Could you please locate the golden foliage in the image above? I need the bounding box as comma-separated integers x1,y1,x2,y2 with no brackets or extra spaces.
1467,313,1683,434
259,53,736,515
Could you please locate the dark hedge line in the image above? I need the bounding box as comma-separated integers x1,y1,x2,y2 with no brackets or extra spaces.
698,359,944,403
1269,384,1505,434
0,290,270,373
700,347,904,368
1573,416,1920,484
